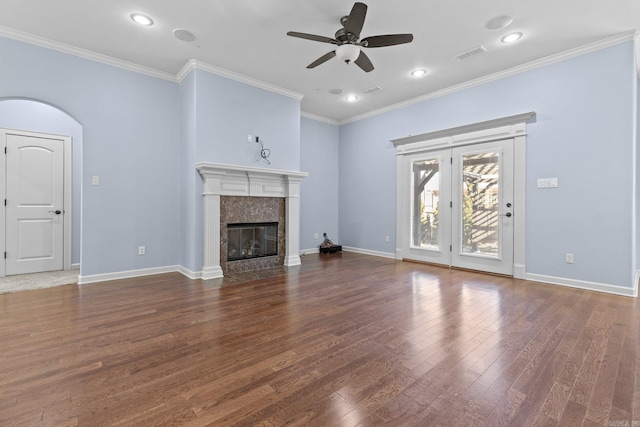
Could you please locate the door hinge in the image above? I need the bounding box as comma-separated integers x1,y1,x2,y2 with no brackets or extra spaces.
450,201,453,208
449,245,452,252
4,252,6,259
450,157,453,164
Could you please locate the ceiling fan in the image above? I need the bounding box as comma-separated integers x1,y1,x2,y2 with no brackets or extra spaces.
287,2,413,73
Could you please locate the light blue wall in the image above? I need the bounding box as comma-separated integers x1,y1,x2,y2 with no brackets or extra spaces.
0,36,303,278
179,72,198,272
1,33,637,291
0,37,182,276
300,117,340,250
0,99,82,265
636,60,640,285
193,70,301,170
181,69,302,273
338,42,637,288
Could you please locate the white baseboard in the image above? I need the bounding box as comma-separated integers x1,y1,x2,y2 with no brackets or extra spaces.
75,261,640,299
78,265,182,285
300,247,320,256
301,246,397,260
342,246,397,259
525,273,638,297
178,266,201,280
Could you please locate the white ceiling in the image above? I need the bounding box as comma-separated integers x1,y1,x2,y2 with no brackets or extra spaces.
1,0,639,123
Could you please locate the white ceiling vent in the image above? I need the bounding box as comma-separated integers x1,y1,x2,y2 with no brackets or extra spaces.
362,86,382,95
455,46,487,61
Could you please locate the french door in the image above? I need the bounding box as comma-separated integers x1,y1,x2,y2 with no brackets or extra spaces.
401,139,514,275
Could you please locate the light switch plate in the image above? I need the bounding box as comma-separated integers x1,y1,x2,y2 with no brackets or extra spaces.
537,177,558,188
92,176,100,186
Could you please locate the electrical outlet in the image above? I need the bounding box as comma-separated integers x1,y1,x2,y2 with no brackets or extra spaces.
92,176,100,186
385,235,390,243
565,253,573,264
247,134,253,143
138,246,145,255
314,233,319,239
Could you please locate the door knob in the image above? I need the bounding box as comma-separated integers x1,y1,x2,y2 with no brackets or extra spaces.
49,210,62,215
500,212,512,217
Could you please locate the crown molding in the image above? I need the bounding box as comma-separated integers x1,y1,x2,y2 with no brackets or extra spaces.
177,59,304,101
1,24,635,123
300,111,340,126
340,31,637,125
0,25,178,82
0,26,304,102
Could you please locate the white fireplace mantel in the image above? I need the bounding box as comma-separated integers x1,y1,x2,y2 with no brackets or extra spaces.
196,162,308,279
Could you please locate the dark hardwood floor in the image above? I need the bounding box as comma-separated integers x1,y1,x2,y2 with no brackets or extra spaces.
1,252,639,426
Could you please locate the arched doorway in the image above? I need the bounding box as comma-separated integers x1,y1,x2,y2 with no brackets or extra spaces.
0,98,82,276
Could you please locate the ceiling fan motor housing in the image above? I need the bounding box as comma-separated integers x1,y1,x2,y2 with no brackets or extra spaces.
334,28,359,44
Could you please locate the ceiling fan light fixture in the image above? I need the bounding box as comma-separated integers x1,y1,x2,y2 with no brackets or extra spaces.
336,44,360,64
501,32,523,43
411,69,427,78
131,13,153,26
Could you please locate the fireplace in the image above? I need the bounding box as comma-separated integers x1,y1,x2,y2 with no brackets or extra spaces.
227,222,278,261
196,162,308,279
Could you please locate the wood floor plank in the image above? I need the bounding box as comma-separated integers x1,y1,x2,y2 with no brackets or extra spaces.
1,253,639,426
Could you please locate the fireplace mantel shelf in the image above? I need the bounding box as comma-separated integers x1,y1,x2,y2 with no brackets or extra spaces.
196,162,309,180
196,163,308,279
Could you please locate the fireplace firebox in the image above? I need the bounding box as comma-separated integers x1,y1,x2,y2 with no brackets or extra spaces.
227,222,278,261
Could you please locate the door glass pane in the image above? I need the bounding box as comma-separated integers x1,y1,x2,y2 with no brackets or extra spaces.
461,151,500,256
412,158,440,250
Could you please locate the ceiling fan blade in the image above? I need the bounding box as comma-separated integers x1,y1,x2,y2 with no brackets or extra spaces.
361,34,414,48
307,51,337,69
354,50,374,72
287,31,337,44
344,2,367,37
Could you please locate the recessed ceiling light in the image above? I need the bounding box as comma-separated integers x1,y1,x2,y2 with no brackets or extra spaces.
501,32,523,43
345,95,358,102
485,15,513,30
131,13,153,26
411,69,427,78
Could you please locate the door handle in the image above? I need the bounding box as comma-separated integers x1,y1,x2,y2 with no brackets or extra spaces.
49,210,62,215
500,212,512,217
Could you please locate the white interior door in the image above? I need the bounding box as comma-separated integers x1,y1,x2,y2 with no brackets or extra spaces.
5,133,65,275
401,139,514,276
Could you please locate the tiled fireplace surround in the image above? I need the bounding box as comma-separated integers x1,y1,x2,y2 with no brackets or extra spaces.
196,163,308,279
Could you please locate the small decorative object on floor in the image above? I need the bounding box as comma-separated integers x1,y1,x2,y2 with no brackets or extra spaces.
319,232,342,254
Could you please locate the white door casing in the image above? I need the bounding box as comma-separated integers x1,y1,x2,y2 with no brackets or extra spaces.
393,113,532,279
1,129,72,277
